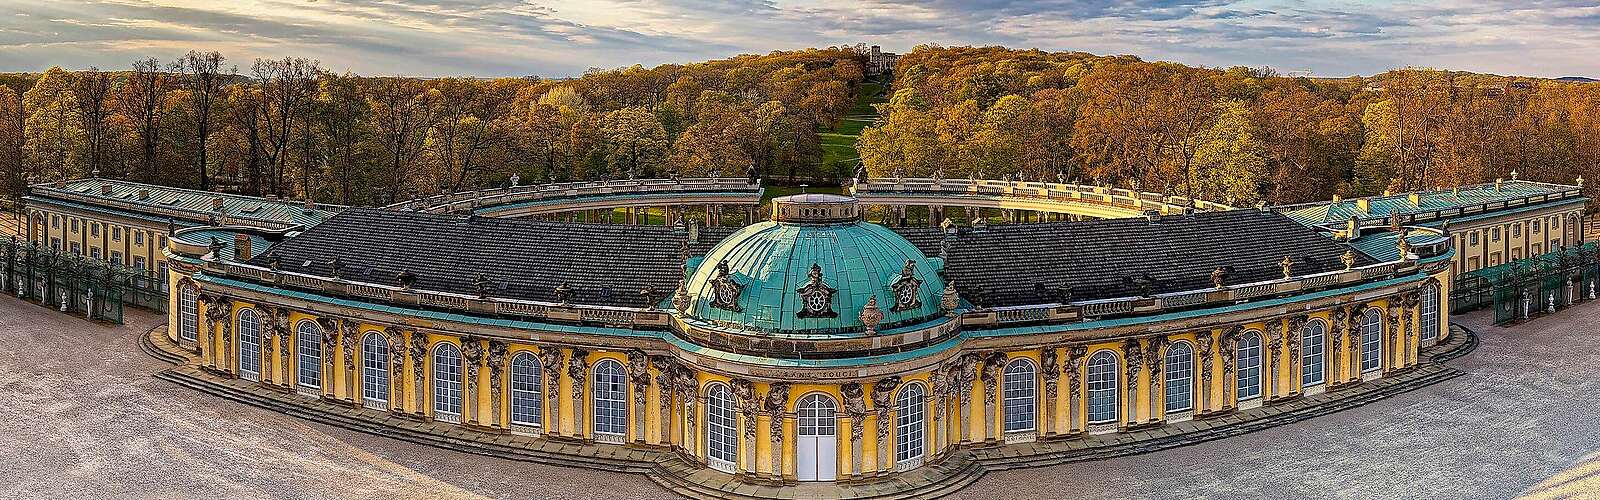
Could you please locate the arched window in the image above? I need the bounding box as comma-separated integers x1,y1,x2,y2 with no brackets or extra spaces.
796,393,838,482
295,320,322,391
510,353,542,427
362,332,390,409
894,382,926,467
705,383,738,472
1086,351,1118,424
178,285,198,343
1301,319,1327,388
593,359,628,439
1002,359,1037,433
1236,331,1263,401
433,343,463,422
1164,342,1194,413
1361,308,1384,373
236,309,261,382
1420,284,1441,342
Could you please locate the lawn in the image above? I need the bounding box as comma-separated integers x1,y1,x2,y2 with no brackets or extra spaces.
818,80,888,178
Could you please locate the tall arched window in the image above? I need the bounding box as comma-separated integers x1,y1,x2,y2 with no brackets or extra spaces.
1420,284,1441,342
1301,319,1327,388
1236,331,1263,401
1002,359,1036,433
894,382,926,467
236,309,261,382
362,332,390,410
1086,351,1119,424
705,383,738,472
510,353,543,428
432,343,463,423
1361,308,1384,373
593,359,628,440
178,285,198,343
295,320,322,391
1164,341,1194,413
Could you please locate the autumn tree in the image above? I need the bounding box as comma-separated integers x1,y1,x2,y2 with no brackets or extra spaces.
180,51,230,190
70,67,113,177
596,106,669,179
118,58,172,182
23,67,84,180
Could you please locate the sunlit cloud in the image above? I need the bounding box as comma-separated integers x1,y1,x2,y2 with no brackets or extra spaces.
0,0,1595,78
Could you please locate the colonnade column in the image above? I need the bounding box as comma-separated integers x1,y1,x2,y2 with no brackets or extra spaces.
1065,345,1085,434
538,348,564,435
1145,336,1166,425
411,331,429,418
842,382,865,478
1195,332,1213,415
981,353,1003,442
1040,346,1061,437
764,382,789,478
872,377,899,474
341,320,357,403
1266,320,1283,401
567,349,589,439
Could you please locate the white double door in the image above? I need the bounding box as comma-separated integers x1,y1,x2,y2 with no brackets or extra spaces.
796,431,837,481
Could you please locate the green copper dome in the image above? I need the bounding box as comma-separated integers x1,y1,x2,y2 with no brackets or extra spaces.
681,195,946,335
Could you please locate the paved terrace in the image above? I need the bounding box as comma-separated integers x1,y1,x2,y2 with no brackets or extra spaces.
384,177,764,219
2,296,1598,499
851,177,1234,221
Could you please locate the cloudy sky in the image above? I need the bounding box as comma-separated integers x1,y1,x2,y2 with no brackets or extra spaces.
0,0,1596,78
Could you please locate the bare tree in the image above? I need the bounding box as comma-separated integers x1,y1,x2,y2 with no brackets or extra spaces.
118,58,172,182
70,67,113,177
367,78,438,203
180,51,231,190
252,57,322,197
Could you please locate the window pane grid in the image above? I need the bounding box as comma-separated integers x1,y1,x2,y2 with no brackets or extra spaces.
178,287,198,342
1361,310,1383,373
894,384,925,463
433,344,462,416
510,354,543,426
706,385,737,463
1164,343,1193,413
1421,285,1440,341
593,360,628,435
1086,352,1118,424
296,322,321,389
362,334,389,403
237,310,260,380
1002,360,1036,432
1302,321,1326,387
798,394,837,436
1237,333,1262,400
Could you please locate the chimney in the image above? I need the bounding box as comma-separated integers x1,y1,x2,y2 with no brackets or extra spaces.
1347,215,1362,240
1408,193,1421,206
1332,194,1341,202
138,189,150,201
1356,198,1370,212
1495,178,1503,191
100,184,113,196
303,197,316,211
234,233,251,261
212,196,224,211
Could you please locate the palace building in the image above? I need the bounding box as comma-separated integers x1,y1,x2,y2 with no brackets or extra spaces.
20,173,1585,494
143,178,1464,487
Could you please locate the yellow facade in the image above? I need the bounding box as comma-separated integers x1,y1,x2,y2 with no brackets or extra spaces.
167,264,1450,483
28,204,171,277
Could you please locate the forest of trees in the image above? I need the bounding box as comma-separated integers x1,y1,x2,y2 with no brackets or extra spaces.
859,46,1600,206
0,47,866,206
3,44,1599,211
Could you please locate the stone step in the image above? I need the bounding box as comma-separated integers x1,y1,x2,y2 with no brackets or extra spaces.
137,329,187,366
645,450,986,500
155,369,659,474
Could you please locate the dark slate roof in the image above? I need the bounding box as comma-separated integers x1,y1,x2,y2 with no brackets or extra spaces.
247,208,732,308
30,178,339,227
896,210,1369,307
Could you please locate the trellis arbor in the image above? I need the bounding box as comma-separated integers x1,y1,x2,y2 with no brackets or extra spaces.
1451,242,1600,324
1,237,167,323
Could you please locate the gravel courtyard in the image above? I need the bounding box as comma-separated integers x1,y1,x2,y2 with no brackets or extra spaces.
1,296,1596,499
